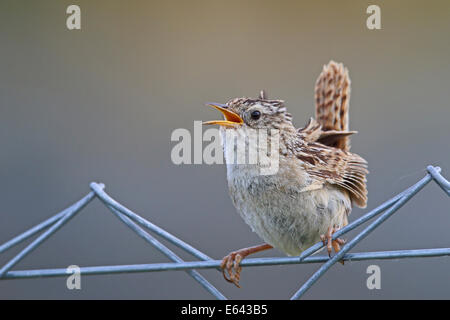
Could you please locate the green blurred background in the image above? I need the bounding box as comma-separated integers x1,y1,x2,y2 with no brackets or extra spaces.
0,0,449,299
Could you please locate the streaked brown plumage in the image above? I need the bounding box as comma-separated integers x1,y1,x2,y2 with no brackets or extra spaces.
203,61,368,287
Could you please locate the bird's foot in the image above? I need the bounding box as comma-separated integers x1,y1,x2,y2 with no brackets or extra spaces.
220,243,272,288
221,250,245,288
320,226,346,264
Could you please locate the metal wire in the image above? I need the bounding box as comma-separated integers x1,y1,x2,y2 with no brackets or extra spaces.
3,248,450,279
0,165,449,299
101,194,226,299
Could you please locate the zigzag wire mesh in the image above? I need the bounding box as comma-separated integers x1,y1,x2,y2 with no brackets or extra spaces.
0,165,449,299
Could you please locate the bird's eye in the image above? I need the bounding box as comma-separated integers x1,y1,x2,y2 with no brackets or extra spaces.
250,110,261,120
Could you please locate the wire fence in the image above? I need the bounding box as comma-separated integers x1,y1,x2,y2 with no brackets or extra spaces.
0,165,449,299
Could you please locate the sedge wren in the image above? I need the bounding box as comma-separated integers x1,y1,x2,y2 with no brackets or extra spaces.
203,61,368,287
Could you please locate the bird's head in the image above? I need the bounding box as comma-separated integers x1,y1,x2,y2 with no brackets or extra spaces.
203,92,294,131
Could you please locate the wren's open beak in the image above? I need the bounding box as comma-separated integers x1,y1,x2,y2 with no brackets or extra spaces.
203,103,243,127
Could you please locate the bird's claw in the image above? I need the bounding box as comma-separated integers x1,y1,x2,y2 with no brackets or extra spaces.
221,251,244,288
320,226,346,263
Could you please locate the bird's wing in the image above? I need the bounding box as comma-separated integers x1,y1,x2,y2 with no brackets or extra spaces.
298,117,357,146
314,61,352,151
295,61,367,207
292,138,368,208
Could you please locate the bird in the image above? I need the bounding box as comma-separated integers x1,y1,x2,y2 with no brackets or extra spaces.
203,61,368,287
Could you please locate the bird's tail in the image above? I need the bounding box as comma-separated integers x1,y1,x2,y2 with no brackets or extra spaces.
314,61,351,151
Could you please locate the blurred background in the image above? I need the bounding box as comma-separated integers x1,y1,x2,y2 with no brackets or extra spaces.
1,0,449,299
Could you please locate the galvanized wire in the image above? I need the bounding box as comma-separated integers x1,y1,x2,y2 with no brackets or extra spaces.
0,165,449,299
101,194,226,299
0,188,100,277
3,248,450,279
